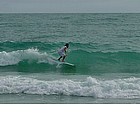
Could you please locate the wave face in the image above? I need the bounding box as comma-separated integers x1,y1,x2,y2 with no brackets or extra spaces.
0,46,140,74
0,76,140,99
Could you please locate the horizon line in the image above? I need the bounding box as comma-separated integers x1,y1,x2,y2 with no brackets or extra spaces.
0,12,140,14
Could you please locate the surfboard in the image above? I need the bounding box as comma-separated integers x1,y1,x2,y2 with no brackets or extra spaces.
56,61,74,68
57,61,75,66
61,62,75,66
49,56,75,67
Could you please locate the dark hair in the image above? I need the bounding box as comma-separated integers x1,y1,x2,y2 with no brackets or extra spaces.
65,43,69,47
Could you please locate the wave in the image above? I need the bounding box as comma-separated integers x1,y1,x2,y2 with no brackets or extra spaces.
0,48,140,74
0,48,63,66
1,41,140,52
0,76,140,99
0,41,61,52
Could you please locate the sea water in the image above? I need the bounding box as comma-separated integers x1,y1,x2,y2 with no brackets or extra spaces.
0,13,140,103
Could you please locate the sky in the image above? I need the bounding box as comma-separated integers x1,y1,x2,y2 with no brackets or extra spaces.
0,0,140,13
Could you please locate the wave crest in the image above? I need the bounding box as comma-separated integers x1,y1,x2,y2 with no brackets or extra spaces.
0,48,55,66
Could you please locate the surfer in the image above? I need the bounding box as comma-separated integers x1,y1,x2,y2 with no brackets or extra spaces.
58,43,69,62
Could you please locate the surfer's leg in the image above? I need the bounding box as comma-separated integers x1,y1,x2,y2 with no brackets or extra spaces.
58,56,62,61
62,56,66,62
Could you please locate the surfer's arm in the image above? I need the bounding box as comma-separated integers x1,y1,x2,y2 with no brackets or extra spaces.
64,47,67,54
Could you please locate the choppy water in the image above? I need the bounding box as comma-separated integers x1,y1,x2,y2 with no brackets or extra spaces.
0,13,140,103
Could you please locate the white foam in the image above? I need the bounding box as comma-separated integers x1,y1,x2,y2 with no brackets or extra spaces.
0,76,140,99
0,48,56,66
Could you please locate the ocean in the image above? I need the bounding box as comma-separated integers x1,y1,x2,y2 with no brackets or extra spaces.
0,13,140,103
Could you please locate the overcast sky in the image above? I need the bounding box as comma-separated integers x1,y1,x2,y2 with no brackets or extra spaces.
1,0,140,13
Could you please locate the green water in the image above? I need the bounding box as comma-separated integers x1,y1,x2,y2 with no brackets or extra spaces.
0,13,140,103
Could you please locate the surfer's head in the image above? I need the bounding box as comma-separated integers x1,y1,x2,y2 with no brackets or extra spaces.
65,43,69,48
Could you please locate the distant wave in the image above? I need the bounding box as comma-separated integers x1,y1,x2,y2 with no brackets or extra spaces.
1,41,140,52
0,41,62,52
0,76,140,99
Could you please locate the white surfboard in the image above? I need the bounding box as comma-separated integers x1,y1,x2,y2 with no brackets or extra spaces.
49,56,74,67
58,61,75,66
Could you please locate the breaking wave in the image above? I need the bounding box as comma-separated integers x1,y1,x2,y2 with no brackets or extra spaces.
0,48,140,74
0,76,140,99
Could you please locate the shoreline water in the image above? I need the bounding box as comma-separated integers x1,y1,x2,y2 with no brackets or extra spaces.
1,94,140,104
